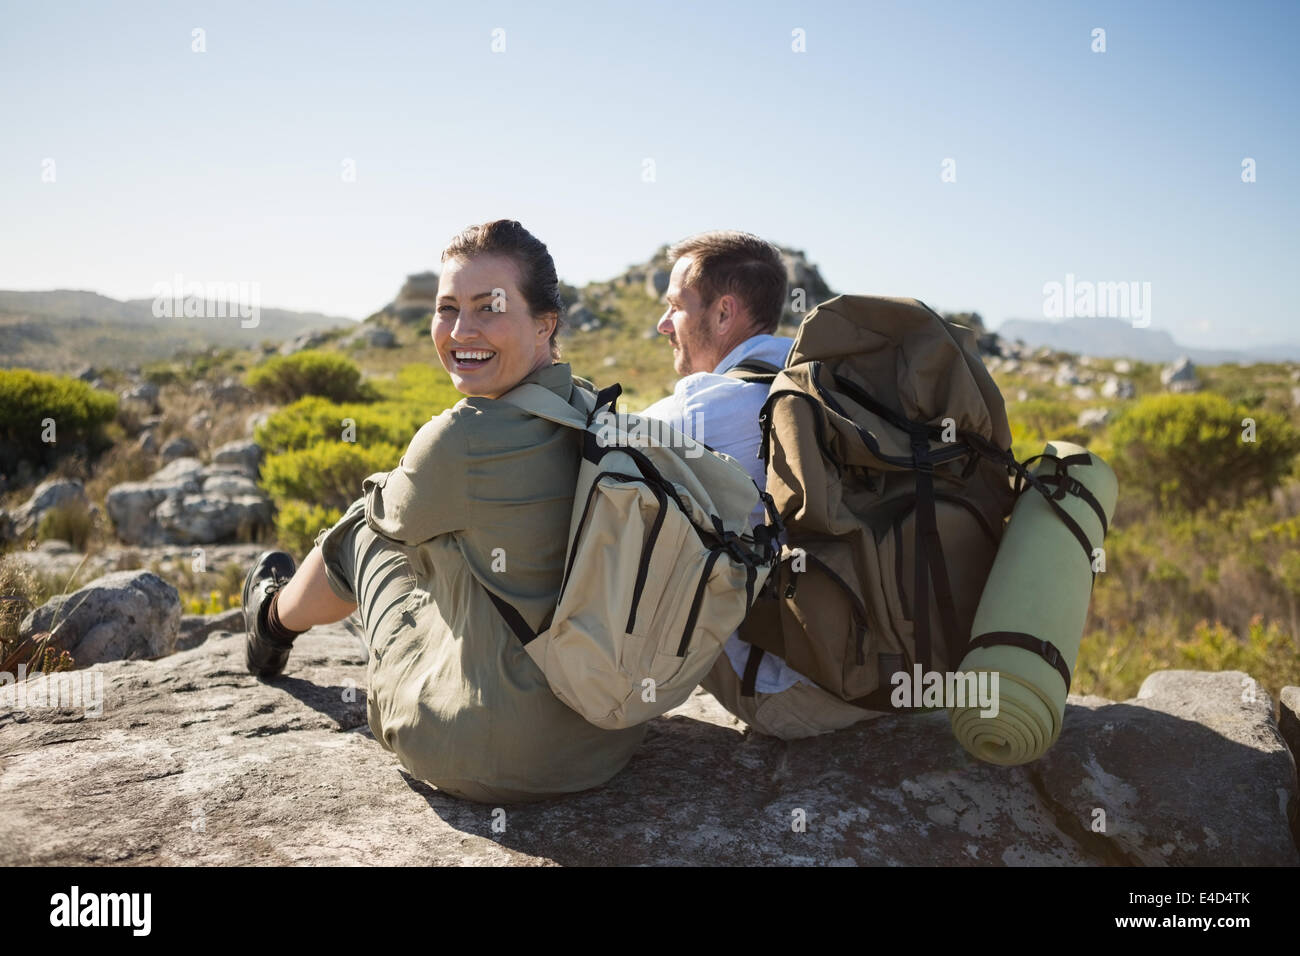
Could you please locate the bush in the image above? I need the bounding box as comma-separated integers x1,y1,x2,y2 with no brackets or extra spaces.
261,440,402,511
275,500,344,556
246,351,369,404
1109,393,1300,511
36,499,95,551
254,395,429,454
0,369,117,467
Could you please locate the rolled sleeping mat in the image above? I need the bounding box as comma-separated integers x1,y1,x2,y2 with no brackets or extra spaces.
949,440,1118,766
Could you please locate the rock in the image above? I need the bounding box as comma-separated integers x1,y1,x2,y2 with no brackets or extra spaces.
0,634,1294,865
1113,359,1132,374
1072,386,1096,402
245,409,271,437
1077,408,1112,429
5,478,88,538
342,325,397,349
1161,356,1200,393
1101,376,1136,400
211,439,263,479
177,607,246,651
645,268,669,299
160,435,199,464
74,365,98,382
135,430,159,455
278,330,328,355
602,356,617,367
1054,364,1082,387
16,569,180,665
186,411,212,433
210,377,254,405
105,457,272,545
118,382,160,412
566,303,600,333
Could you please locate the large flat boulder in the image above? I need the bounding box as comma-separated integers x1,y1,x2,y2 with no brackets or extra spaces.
1,626,1296,866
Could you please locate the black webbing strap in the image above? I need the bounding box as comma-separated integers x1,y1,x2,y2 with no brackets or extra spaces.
911,438,964,672
725,359,780,384
741,644,765,698
482,583,538,646
967,631,1072,692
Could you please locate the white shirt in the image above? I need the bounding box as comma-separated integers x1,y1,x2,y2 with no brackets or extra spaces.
640,333,812,694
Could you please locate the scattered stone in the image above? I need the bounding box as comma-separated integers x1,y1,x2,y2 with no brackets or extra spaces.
211,439,263,479
3,478,88,539
278,330,329,355
1113,359,1132,374
118,382,160,412
1161,356,1200,393
1077,407,1112,429
245,409,271,438
342,325,397,349
17,569,181,665
160,435,199,464
1101,376,1136,400
1072,386,1096,402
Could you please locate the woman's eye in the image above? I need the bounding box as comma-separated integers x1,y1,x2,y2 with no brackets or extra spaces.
437,305,456,314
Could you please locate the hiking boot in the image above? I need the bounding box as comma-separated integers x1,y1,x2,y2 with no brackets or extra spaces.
243,550,298,678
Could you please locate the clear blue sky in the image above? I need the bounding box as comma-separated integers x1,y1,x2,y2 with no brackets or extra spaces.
2,0,1296,349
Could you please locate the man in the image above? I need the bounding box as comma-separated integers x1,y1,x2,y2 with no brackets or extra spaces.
640,230,880,739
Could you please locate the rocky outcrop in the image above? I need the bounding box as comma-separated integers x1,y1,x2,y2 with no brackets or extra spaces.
105,457,273,545
16,569,181,665
1161,356,1201,393
0,477,88,540
0,625,1294,866
341,325,396,349
211,439,263,480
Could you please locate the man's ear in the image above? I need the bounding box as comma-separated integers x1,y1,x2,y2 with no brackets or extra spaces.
716,293,742,331
536,311,559,339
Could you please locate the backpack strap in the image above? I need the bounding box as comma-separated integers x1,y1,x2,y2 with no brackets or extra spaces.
495,380,605,431
724,359,780,385
478,378,617,642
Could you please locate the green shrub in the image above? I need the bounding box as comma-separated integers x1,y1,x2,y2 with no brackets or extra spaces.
36,499,95,551
275,500,344,556
1109,393,1300,511
246,350,370,404
261,440,402,511
254,395,430,454
0,369,117,466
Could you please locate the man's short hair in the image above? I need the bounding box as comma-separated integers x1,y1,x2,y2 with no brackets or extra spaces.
667,231,786,335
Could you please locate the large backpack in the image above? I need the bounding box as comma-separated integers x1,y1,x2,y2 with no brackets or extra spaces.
482,379,780,729
728,295,1019,709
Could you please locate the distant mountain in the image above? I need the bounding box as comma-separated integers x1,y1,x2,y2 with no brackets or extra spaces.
0,290,353,373
994,316,1300,364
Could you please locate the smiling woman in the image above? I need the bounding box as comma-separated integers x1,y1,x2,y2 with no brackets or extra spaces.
238,220,648,803
434,220,566,399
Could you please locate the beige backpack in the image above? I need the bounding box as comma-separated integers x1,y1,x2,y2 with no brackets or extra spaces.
485,379,780,729
729,296,1020,708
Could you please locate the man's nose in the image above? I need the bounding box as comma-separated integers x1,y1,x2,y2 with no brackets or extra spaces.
656,310,673,335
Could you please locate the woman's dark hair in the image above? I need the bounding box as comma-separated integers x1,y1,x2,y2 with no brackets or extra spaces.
441,219,565,359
